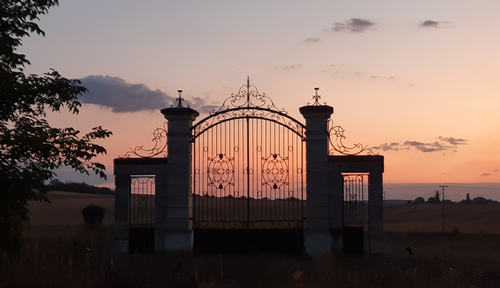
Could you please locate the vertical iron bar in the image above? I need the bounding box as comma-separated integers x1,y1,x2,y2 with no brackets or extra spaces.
193,134,196,226
246,116,250,229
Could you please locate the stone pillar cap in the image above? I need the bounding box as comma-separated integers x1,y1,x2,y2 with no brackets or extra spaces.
299,105,334,116
161,107,199,119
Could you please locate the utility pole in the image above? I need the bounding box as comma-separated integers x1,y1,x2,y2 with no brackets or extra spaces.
439,185,448,233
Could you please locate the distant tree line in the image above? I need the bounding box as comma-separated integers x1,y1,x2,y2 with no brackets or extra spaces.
46,179,113,195
410,191,498,205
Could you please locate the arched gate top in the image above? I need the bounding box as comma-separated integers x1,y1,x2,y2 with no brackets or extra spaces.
192,78,306,139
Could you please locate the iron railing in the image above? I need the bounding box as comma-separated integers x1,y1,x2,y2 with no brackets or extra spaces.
342,174,367,228
129,176,156,228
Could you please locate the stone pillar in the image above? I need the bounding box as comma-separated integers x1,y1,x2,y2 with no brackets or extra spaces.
158,107,199,254
369,171,384,253
299,105,334,254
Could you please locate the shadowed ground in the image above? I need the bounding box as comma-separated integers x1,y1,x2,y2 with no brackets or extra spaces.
3,191,499,287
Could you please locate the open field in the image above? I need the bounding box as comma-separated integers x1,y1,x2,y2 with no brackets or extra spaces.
385,203,500,234
28,191,500,235
3,191,499,287
29,191,114,226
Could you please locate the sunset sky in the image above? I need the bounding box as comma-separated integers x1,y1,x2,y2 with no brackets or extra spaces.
19,1,500,198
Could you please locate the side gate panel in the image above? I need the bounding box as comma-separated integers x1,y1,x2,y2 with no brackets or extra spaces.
342,174,367,253
129,175,155,253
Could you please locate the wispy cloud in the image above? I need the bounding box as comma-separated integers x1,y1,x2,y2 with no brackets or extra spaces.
274,64,303,70
188,97,219,113
332,18,375,32
304,37,320,43
371,142,401,151
403,140,449,153
436,136,467,146
481,169,498,177
79,75,216,113
371,136,467,153
420,20,447,28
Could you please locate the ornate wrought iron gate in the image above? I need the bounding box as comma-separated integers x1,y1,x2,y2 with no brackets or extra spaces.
192,80,305,229
342,173,367,253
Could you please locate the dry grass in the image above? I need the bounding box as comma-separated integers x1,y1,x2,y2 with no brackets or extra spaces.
3,192,500,287
385,203,500,234
3,235,500,287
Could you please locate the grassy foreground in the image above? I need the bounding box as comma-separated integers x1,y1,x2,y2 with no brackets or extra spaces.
2,192,500,287
2,229,500,287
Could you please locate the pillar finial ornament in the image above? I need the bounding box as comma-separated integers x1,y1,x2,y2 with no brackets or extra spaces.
308,87,327,106
172,89,188,108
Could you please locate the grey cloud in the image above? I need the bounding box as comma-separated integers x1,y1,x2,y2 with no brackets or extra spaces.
370,75,380,79
274,64,303,70
333,18,375,32
189,97,219,114
371,137,468,153
495,169,499,172
304,37,320,43
403,140,447,152
436,136,467,146
481,173,491,176
370,142,404,151
420,20,446,28
79,75,171,112
79,75,216,113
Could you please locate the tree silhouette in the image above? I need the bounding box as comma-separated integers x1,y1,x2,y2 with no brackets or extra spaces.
460,193,472,204
0,0,112,258
426,191,441,204
412,197,425,205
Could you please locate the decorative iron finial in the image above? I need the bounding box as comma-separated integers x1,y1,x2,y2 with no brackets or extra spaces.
246,76,251,106
174,90,185,108
307,87,327,106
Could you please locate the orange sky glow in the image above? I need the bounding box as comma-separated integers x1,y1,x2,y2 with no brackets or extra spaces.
19,1,500,199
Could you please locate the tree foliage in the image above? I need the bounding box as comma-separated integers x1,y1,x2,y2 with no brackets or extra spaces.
0,0,112,258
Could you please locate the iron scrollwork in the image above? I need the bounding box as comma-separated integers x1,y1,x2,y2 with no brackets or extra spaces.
192,77,305,139
121,121,168,158
328,119,377,156
261,153,289,189
207,153,235,189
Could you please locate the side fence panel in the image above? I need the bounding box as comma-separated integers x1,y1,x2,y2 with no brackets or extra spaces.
342,173,368,253
129,175,156,253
